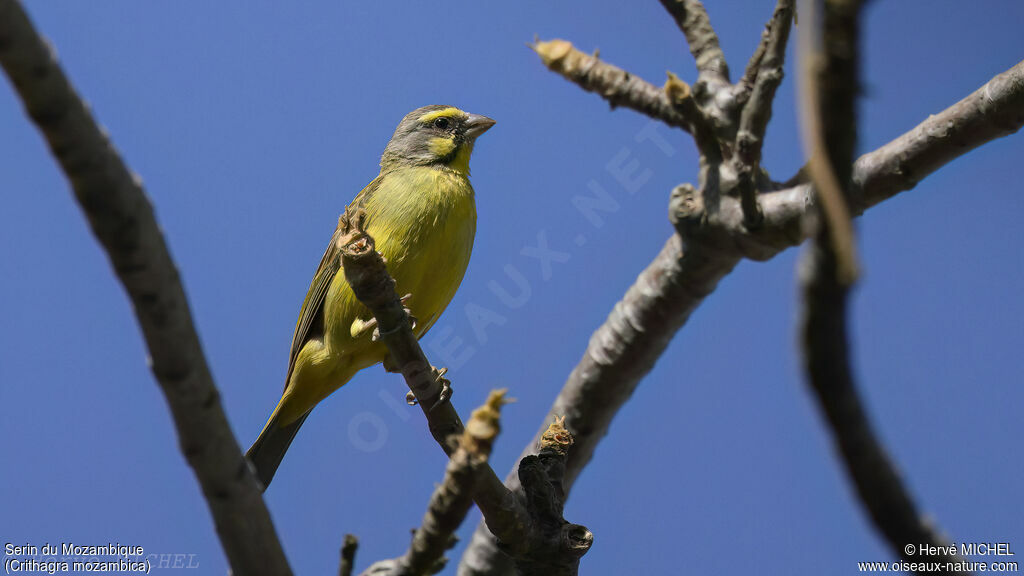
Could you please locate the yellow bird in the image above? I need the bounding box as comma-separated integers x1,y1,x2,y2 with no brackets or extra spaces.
247,105,495,489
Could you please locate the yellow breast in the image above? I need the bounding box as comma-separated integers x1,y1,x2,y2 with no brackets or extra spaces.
326,165,476,353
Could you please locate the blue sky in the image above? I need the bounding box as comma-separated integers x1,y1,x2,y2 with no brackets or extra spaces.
2,1,1022,574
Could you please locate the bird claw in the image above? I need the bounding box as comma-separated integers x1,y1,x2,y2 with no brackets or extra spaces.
404,367,452,411
429,367,452,412
399,293,418,331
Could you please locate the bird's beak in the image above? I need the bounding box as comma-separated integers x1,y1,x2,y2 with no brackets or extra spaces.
464,114,496,139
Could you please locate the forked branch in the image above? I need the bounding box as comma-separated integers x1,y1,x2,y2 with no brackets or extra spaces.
461,6,1024,575
340,225,591,575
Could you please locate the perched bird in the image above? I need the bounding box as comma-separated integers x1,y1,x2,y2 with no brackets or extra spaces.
247,105,495,489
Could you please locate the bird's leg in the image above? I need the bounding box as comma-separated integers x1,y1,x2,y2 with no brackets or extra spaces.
404,367,452,411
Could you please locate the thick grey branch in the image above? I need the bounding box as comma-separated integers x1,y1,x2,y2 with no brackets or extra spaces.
458,235,740,576
763,57,1024,234
531,39,695,133
658,0,730,84
858,58,1024,209
0,2,291,574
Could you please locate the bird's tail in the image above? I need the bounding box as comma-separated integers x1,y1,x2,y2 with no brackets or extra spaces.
246,407,310,491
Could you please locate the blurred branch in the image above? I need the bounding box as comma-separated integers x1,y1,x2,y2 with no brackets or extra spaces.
339,535,359,576
798,0,966,570
0,2,292,575
531,39,695,133
340,225,591,575
796,0,859,283
657,0,730,84
800,238,966,570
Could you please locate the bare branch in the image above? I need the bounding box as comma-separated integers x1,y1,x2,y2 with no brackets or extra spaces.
657,0,730,84
800,240,966,569
460,54,1024,576
339,535,359,576
858,58,1024,209
736,0,794,107
737,3,795,166
362,391,510,576
402,391,508,576
734,0,796,228
531,39,695,132
798,1,967,569
0,2,291,574
458,234,741,576
796,0,859,284
763,60,1024,233
340,226,591,574
338,226,529,540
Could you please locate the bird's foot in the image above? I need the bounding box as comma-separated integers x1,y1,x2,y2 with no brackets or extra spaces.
350,317,378,339
430,367,452,411
404,367,452,411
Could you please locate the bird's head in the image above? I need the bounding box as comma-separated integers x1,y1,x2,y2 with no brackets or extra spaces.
381,105,495,175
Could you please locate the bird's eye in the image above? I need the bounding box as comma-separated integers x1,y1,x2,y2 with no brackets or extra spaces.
433,117,450,130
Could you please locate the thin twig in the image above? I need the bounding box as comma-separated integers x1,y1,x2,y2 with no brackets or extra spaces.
530,39,695,132
0,2,291,574
402,391,508,576
339,535,359,576
361,392,510,576
736,0,795,106
735,0,795,226
657,0,730,83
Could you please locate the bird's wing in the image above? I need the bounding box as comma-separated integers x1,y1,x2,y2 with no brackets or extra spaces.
281,175,383,392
